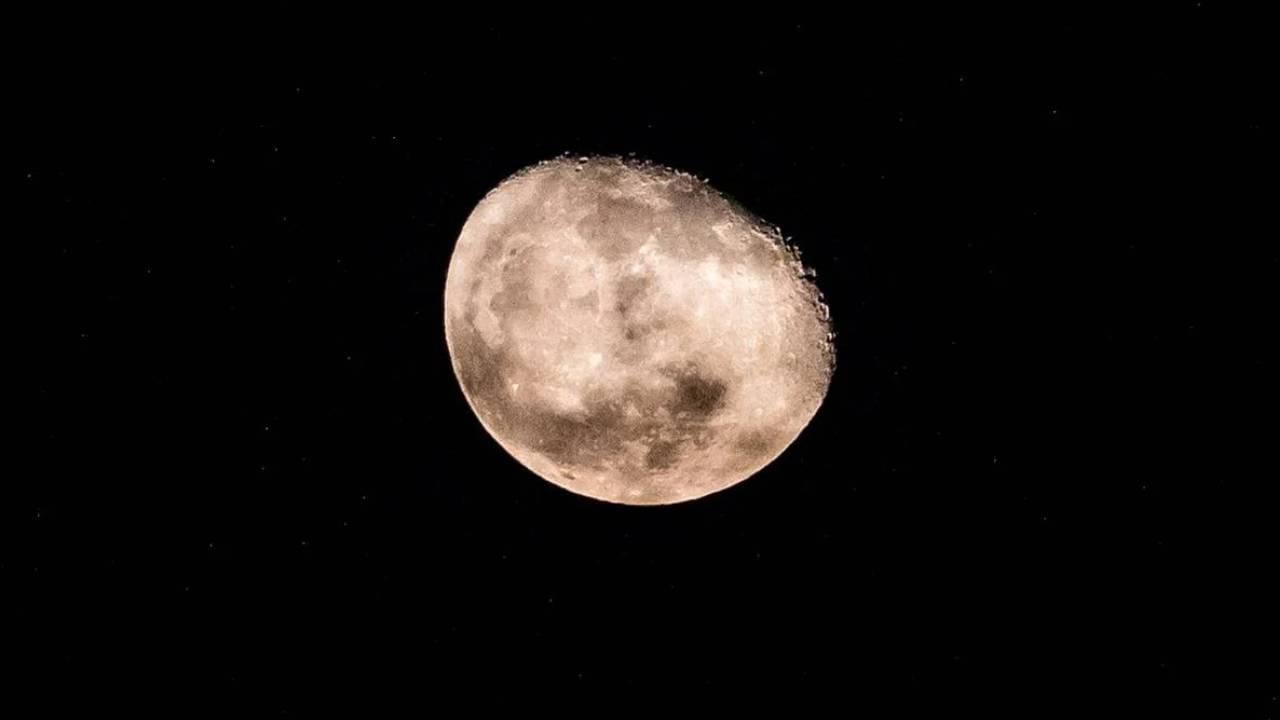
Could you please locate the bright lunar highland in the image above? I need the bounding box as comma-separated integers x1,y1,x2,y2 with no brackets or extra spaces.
444,157,833,505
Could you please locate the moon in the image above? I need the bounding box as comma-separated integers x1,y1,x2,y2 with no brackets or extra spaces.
444,157,833,505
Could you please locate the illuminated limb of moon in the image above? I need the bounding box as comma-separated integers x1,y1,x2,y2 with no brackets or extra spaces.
444,157,833,505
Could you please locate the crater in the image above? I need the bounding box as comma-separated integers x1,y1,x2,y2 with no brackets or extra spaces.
613,272,653,317
733,429,781,458
645,439,683,470
669,369,728,418
575,197,653,260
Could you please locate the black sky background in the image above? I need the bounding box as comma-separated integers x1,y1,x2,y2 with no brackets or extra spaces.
11,7,1276,715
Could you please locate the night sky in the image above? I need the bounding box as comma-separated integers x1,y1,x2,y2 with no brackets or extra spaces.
14,7,1276,715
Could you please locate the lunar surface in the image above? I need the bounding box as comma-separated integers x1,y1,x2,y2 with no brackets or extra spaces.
444,157,833,505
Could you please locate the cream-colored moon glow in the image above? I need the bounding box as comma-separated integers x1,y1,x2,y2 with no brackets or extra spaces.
444,157,834,505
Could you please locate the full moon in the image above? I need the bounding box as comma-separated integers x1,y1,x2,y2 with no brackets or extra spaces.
444,157,834,505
